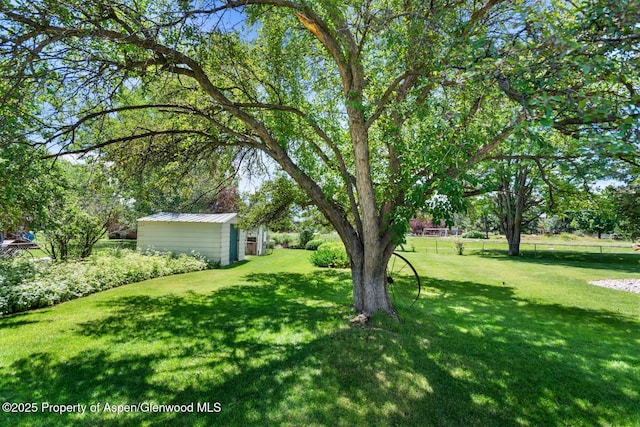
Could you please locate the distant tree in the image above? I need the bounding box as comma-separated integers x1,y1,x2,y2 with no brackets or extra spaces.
477,124,625,255
298,226,315,248
41,162,119,260
0,143,63,234
208,186,240,213
571,191,617,238
465,196,500,238
537,215,572,235
0,73,60,234
572,210,616,238
494,159,546,255
409,218,430,236
611,182,640,241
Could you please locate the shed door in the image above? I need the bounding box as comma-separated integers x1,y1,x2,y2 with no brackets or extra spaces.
229,224,238,263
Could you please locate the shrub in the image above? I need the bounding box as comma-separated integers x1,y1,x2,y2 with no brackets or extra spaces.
453,239,464,255
462,230,488,239
310,242,350,268
298,227,315,249
272,234,294,248
305,239,325,251
0,258,39,287
0,250,208,315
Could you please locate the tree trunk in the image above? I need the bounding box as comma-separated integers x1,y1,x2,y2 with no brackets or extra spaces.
506,223,521,256
349,243,395,316
499,195,524,257
483,216,489,239
497,162,532,257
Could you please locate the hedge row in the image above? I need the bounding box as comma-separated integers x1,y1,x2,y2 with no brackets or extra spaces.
0,249,209,315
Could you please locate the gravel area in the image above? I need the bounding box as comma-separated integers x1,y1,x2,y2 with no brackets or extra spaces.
588,279,640,294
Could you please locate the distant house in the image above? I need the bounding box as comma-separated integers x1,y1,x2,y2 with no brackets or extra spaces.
136,212,245,266
409,218,461,237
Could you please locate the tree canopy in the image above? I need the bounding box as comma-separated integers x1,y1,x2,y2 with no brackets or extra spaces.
0,143,62,233
1,0,638,317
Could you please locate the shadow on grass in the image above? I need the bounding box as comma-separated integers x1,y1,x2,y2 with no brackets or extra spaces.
0,309,51,327
220,260,250,270
474,249,640,273
0,319,41,330
1,271,638,426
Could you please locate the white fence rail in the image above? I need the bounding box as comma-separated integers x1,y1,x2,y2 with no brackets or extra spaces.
424,239,638,261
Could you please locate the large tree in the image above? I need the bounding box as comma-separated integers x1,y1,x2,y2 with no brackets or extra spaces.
478,127,617,256
1,1,638,317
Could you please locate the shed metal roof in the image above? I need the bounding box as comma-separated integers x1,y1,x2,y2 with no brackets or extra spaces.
137,212,237,223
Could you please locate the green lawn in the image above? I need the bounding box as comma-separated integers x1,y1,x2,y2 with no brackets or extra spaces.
1,247,639,426
403,234,637,260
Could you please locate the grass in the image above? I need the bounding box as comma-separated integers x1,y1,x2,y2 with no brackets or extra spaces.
1,247,639,426
403,234,637,260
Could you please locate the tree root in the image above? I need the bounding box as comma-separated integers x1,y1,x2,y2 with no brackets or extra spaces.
349,313,370,324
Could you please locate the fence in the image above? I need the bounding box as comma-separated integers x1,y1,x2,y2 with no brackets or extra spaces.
416,238,639,262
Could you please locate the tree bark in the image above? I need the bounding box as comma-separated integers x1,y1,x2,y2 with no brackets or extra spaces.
505,218,522,256
497,162,531,257
349,241,395,316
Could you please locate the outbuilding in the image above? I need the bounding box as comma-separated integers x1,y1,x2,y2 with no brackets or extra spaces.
245,224,269,256
136,212,245,266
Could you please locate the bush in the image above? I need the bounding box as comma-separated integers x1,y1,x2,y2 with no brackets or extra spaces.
272,233,294,248
310,242,350,268
453,239,464,255
298,227,315,249
461,230,488,239
305,239,325,251
0,250,209,315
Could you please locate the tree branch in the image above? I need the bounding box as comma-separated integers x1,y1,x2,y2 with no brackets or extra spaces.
365,71,419,129
45,129,217,158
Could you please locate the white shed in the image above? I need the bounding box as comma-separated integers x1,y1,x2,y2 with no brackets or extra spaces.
136,212,246,266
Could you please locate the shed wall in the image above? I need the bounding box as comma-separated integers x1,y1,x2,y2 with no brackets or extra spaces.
137,222,223,263
219,223,230,266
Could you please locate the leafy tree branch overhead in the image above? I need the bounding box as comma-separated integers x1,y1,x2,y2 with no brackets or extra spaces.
1,0,638,317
